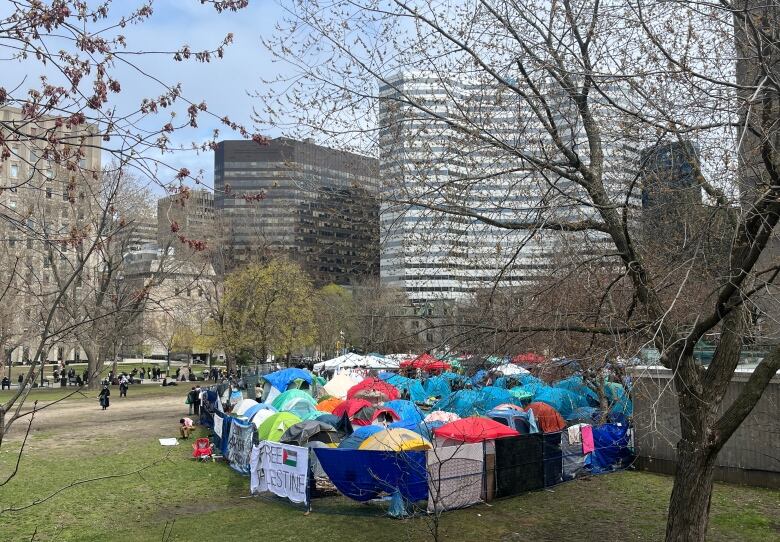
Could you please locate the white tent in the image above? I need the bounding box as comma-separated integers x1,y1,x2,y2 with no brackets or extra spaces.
494,363,530,376
323,373,363,398
233,399,258,416
313,353,367,372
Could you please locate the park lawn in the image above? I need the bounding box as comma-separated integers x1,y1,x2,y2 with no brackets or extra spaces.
0,381,196,404
0,392,777,541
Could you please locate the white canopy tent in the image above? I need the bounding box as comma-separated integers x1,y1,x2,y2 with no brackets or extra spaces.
314,353,400,372
494,363,531,376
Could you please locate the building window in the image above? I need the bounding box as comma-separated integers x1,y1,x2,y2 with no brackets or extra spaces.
8,238,16,248
46,187,52,199
10,164,18,178
26,238,33,249
9,200,16,209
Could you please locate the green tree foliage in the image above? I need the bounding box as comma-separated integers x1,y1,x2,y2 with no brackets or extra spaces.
314,284,356,358
222,258,316,364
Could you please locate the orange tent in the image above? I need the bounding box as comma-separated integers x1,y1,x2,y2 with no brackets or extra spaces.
316,396,343,413
525,402,566,433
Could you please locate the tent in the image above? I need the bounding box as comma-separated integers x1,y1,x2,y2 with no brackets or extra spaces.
257,412,302,442
316,396,343,413
433,417,520,443
533,387,587,419
383,400,423,425
242,402,276,420
424,376,452,399
525,402,566,433
474,386,523,414
249,408,277,428
347,378,400,403
338,425,384,449
358,428,432,452
272,389,316,410
262,368,312,393
494,363,530,376
313,353,368,372
424,411,460,424
487,408,539,434
332,398,373,419
554,376,599,406
379,373,428,403
280,420,340,446
432,390,481,418
512,352,546,365
233,399,259,417
323,373,362,399
400,353,451,373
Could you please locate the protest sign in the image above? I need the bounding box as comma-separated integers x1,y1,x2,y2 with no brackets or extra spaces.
253,441,309,504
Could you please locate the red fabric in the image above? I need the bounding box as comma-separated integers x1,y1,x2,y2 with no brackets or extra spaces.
433,416,520,443
525,402,566,433
512,352,546,364
192,438,213,459
332,398,372,419
346,378,400,401
399,353,451,373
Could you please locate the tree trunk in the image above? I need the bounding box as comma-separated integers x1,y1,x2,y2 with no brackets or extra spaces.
83,344,102,390
665,438,717,542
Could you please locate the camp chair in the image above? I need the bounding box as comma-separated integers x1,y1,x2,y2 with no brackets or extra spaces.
192,438,214,461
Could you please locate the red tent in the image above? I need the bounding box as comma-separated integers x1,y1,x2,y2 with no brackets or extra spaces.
400,353,451,373
332,398,372,419
525,402,566,433
512,352,546,365
346,378,400,402
433,417,520,443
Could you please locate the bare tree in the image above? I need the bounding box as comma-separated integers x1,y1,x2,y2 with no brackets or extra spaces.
261,1,780,540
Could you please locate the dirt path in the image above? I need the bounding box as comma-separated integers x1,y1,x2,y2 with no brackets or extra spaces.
5,389,191,452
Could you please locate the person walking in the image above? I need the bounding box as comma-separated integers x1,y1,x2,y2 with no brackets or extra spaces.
98,385,110,410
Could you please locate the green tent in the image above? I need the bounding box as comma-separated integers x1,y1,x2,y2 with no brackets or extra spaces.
272,389,316,411
257,412,302,442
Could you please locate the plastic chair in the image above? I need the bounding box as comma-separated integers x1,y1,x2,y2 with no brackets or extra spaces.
192,438,213,461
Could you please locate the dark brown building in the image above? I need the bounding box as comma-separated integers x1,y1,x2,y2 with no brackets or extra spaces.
213,138,379,285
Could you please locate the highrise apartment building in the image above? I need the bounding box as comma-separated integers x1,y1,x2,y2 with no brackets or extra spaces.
378,73,640,304
213,138,379,285
0,106,101,364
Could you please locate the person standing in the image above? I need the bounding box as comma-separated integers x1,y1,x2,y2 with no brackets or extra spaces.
193,385,202,417
98,385,110,410
119,375,129,397
186,387,197,415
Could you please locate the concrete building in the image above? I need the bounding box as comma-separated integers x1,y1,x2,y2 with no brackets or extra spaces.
213,138,379,285
0,106,101,366
377,73,640,304
157,189,214,251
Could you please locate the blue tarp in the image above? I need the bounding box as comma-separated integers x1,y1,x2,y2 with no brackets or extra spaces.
554,376,600,406
469,370,487,386
432,390,480,418
424,376,452,398
338,425,384,449
262,368,312,392
315,448,428,503
315,413,340,426
589,423,633,473
566,406,601,424
533,387,588,418
380,374,428,403
416,420,446,441
215,412,232,456
439,371,466,383
474,386,523,413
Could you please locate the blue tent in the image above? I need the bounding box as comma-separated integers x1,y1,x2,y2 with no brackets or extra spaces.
474,386,523,413
432,390,481,418
242,402,277,421
534,387,587,418
424,376,451,399
384,400,424,425
566,406,601,424
415,420,446,441
338,425,384,449
469,370,487,386
315,413,340,426
262,368,312,392
554,376,600,406
518,374,545,387
381,374,427,403
440,371,466,383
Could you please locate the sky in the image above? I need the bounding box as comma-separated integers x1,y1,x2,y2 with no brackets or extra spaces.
3,0,292,194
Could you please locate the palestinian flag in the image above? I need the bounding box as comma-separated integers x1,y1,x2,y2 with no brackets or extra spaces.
283,449,297,467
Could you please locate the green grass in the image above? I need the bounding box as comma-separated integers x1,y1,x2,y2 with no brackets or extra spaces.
0,394,777,542
0,381,194,404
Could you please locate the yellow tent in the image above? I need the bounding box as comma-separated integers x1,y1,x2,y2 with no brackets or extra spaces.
358,428,432,452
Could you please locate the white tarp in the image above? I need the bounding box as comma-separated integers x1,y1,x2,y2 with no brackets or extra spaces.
252,441,310,505
214,415,224,438
494,363,530,376
159,438,179,446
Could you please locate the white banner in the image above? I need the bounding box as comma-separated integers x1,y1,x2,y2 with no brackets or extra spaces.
214,415,223,438
252,441,309,504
